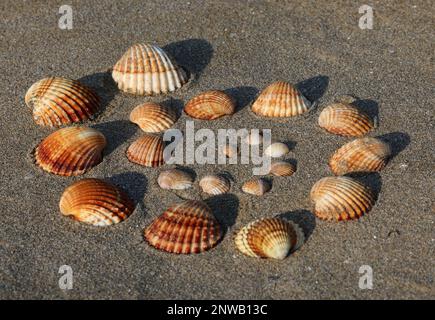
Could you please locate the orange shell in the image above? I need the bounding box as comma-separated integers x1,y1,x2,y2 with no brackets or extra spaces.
269,161,296,176
129,102,177,133
184,90,235,120
242,178,271,196
126,134,165,167
199,175,231,195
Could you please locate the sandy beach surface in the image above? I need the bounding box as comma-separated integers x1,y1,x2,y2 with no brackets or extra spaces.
0,0,433,299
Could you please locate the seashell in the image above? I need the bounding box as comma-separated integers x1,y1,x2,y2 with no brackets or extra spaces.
126,134,165,167
245,130,263,145
318,102,374,137
234,218,304,260
222,144,238,158
199,175,231,195
157,169,194,190
329,137,391,175
112,43,188,95
269,161,296,176
184,90,235,120
242,178,271,196
25,77,101,127
310,176,375,221
264,142,290,158
129,102,177,133
144,200,222,254
34,127,106,176
59,178,134,226
251,81,311,117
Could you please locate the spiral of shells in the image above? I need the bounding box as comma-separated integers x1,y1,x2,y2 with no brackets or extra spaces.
242,178,271,196
157,168,194,190
59,178,135,226
199,174,231,195
184,90,235,120
25,77,101,127
112,43,188,95
126,134,165,167
144,200,222,254
129,102,177,133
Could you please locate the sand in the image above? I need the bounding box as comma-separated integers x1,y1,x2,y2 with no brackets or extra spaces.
0,0,433,299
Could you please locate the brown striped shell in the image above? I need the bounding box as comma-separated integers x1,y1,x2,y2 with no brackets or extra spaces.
129,102,177,133
112,43,188,95
59,178,134,226
184,90,235,120
234,218,304,260
251,81,311,117
144,200,222,254
310,176,375,221
264,142,290,158
318,102,374,137
126,134,165,167
242,178,271,196
157,169,194,190
329,137,391,175
25,77,101,127
34,127,106,176
269,161,296,176
199,175,231,195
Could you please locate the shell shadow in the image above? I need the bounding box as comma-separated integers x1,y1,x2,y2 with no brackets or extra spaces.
352,99,379,121
108,172,148,215
205,194,239,235
224,86,259,113
277,210,316,242
376,132,410,159
161,98,185,118
346,172,382,202
296,75,329,106
163,39,214,82
78,71,117,113
92,120,137,157
282,140,297,151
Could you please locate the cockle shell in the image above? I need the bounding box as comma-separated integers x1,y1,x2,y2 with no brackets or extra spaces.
126,134,165,167
34,127,106,176
129,102,177,133
329,137,391,175
318,102,374,137
144,200,222,254
269,161,296,176
251,81,311,117
199,175,231,195
25,77,101,127
310,176,375,221
59,178,134,226
184,90,235,120
245,131,263,145
242,178,271,196
264,142,290,158
157,169,194,190
234,218,304,260
112,43,188,95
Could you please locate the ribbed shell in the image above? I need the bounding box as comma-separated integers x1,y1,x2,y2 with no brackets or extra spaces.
269,161,296,176
34,127,106,176
251,81,311,117
25,77,101,127
144,200,222,254
310,176,375,221
157,169,194,190
130,102,177,133
242,178,271,196
234,218,304,260
112,43,188,95
199,175,231,195
59,178,134,226
318,102,374,137
184,90,235,120
245,131,263,145
126,134,165,167
264,142,290,158
329,137,391,175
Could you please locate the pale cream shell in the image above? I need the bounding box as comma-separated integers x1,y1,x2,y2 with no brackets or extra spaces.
157,169,194,190
264,142,290,158
199,175,231,195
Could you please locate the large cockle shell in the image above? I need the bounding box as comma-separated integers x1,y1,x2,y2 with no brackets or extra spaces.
318,102,374,137
129,102,177,133
264,142,290,158
112,43,188,95
184,90,235,120
199,175,231,195
234,218,304,260
25,77,101,127
144,200,222,254
242,178,271,196
157,169,194,190
269,161,296,176
59,178,134,226
329,137,391,175
251,81,311,117
34,127,106,176
310,176,375,221
126,134,165,167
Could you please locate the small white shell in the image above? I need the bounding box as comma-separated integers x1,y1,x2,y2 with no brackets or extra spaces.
157,169,194,190
264,142,290,158
245,131,263,145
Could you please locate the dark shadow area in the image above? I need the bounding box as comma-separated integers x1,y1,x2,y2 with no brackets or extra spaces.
277,210,316,242
352,99,379,121
224,86,259,113
205,194,239,235
296,75,329,105
217,171,235,183
347,172,382,202
108,172,148,214
78,71,118,114
376,132,411,159
173,165,197,181
163,39,214,82
92,120,137,157
282,140,297,151
161,98,185,118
